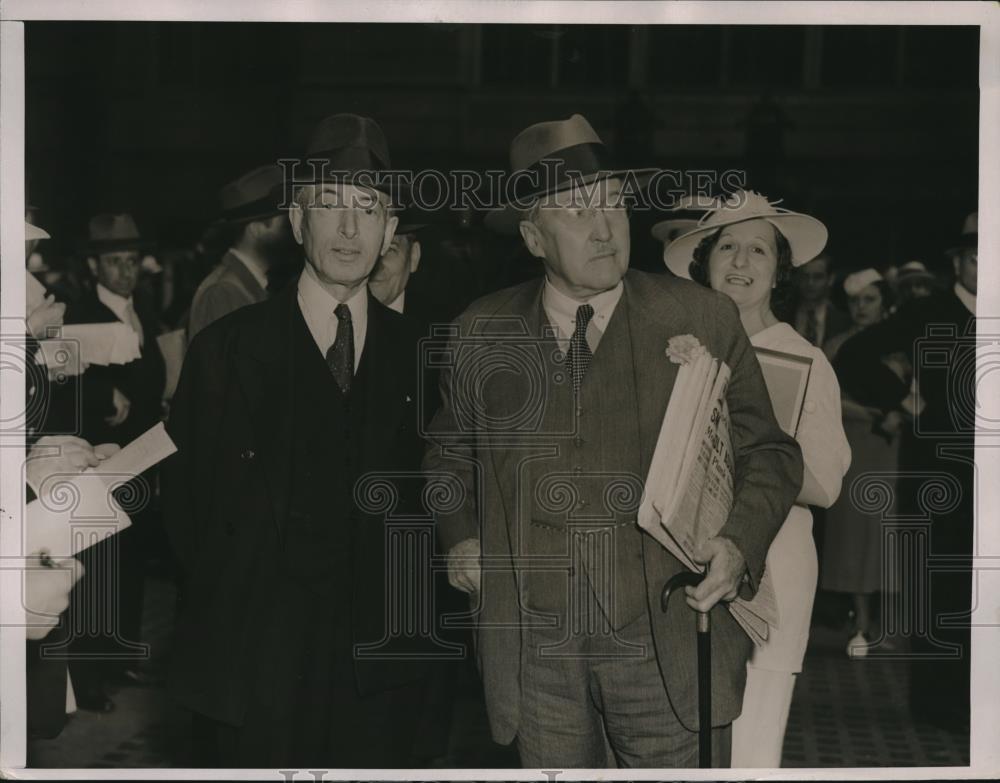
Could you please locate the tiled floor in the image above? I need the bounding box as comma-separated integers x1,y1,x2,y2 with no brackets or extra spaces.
25,575,970,769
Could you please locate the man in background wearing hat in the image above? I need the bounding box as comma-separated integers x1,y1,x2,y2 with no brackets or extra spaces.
51,213,167,713
424,115,802,768
163,114,431,767
790,252,852,348
188,164,292,339
893,260,938,309
834,211,977,731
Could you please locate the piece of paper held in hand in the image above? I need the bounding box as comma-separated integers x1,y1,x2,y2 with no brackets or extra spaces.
26,272,47,314
59,322,141,366
157,328,187,400
24,423,178,558
638,352,779,646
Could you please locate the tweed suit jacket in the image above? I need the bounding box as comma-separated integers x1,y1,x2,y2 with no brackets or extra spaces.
188,250,269,340
423,269,803,743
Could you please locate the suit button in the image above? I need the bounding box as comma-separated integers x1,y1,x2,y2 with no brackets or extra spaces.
574,436,584,447
576,406,584,418
240,448,255,460
573,466,583,475
575,499,587,510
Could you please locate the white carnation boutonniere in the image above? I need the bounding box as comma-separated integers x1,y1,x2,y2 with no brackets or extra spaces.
665,334,708,365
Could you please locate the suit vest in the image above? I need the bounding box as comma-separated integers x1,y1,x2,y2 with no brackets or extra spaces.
283,307,369,594
518,294,648,631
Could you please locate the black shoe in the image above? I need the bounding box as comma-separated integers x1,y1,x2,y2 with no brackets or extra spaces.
75,685,115,713
113,667,162,687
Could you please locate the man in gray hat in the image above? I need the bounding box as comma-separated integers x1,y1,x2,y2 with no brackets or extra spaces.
188,164,292,339
424,114,802,768
164,114,431,767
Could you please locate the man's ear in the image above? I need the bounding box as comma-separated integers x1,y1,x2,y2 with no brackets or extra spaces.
380,213,400,256
409,240,422,274
289,205,304,246
952,254,961,279
519,220,546,260
86,256,98,277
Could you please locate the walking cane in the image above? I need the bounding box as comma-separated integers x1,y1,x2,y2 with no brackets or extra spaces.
660,571,711,768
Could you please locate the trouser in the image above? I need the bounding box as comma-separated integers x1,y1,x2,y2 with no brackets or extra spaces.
731,666,796,768
515,608,731,768
66,525,146,693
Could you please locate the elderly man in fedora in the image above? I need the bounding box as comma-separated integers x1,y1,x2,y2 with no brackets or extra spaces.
188,164,292,339
423,115,803,768
163,113,432,767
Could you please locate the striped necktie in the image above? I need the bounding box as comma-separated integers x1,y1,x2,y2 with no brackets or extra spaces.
566,304,594,396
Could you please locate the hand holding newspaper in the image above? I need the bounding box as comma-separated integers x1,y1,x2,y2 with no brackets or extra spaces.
25,423,177,559
638,336,778,646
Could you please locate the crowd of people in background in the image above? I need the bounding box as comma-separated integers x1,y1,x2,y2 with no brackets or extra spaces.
20,111,977,766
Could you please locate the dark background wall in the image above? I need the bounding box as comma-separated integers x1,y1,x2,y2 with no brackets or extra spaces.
25,22,979,274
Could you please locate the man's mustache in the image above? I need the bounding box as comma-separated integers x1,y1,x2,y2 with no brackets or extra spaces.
590,243,619,257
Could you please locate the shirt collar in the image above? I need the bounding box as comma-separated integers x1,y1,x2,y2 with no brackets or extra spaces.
954,281,976,315
297,263,368,329
542,277,624,340
96,283,133,322
387,290,405,314
228,247,269,292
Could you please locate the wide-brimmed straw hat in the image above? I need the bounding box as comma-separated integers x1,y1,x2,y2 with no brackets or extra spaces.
663,190,828,278
484,113,656,235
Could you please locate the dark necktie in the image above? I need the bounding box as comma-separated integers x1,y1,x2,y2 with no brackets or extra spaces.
803,306,819,346
566,304,595,396
326,303,354,394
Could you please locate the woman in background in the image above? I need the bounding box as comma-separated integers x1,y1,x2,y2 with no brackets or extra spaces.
821,269,901,657
664,191,851,767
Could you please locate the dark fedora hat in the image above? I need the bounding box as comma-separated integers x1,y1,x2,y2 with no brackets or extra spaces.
218,164,285,225
947,211,977,254
83,213,150,254
285,113,400,201
485,113,657,235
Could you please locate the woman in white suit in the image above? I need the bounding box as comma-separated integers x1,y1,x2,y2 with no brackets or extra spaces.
661,191,852,768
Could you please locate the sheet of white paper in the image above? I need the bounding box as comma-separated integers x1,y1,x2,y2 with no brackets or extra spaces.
95,422,177,480
24,483,132,558
60,322,139,366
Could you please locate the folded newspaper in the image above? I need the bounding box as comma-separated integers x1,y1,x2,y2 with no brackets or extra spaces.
638,340,778,646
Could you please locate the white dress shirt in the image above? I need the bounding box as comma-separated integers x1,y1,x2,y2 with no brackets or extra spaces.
386,291,406,314
228,247,270,293
96,283,144,346
954,282,976,315
296,264,367,371
542,277,624,352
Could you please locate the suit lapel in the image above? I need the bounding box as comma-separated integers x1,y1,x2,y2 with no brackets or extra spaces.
358,293,407,472
234,283,298,542
623,272,691,478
